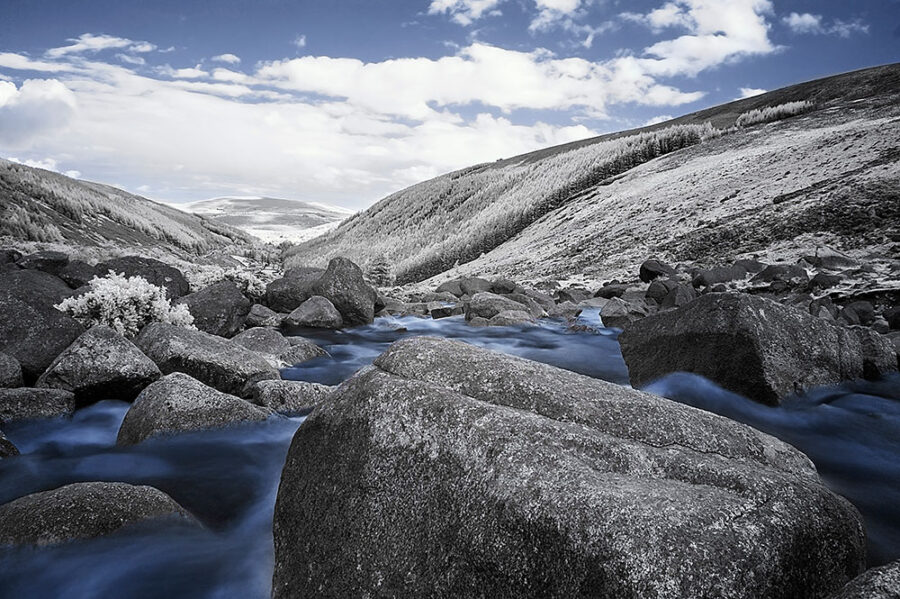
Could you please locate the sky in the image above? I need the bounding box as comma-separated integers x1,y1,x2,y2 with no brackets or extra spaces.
0,0,897,209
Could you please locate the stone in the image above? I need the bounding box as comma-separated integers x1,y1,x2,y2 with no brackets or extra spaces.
840,301,876,327
283,296,343,329
733,259,766,273
750,264,809,286
265,276,316,313
176,281,250,338
0,482,196,546
96,256,190,299
134,323,280,397
601,297,648,329
231,327,291,355
284,267,325,280
692,265,748,288
250,380,333,415
803,248,858,270
245,304,284,329
272,337,865,599
490,279,522,295
619,293,898,405
0,269,74,306
35,325,161,404
309,258,377,326
0,429,17,458
639,259,676,283
279,340,328,366
809,272,842,290
117,373,272,445
593,283,630,300
547,301,580,319
505,293,548,319
0,388,76,422
57,260,98,289
557,287,592,303
660,284,697,310
0,289,84,383
434,280,464,297
422,291,459,303
459,277,492,296
646,279,678,304
827,559,900,599
487,310,535,327
0,249,22,265
523,288,556,310
465,292,530,321
430,307,454,319
0,352,23,388
467,316,490,327
884,306,900,330
15,251,69,276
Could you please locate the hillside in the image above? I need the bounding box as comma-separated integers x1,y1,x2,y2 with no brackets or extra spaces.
177,197,354,244
285,63,900,285
0,159,257,261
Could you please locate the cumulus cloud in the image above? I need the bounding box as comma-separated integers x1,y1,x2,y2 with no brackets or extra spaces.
428,0,505,26
212,53,241,64
0,79,77,146
782,12,868,37
46,33,156,58
738,86,766,99
158,65,208,79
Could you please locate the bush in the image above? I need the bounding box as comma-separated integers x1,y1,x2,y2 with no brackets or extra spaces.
185,266,268,300
55,272,195,338
735,101,814,128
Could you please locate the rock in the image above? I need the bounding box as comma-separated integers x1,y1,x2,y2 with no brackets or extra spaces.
467,316,490,327
827,559,900,599
804,247,858,270
0,269,74,305
35,325,161,404
134,323,280,396
57,260,98,289
810,296,839,319
279,340,328,366
733,258,766,273
465,292,530,321
505,293,547,319
117,373,272,445
809,272,842,290
0,249,22,265
0,388,76,422
272,337,865,599
490,279,522,295
309,258,377,326
96,256,190,299
660,284,697,310
284,267,325,280
434,280,464,297
0,289,84,383
430,306,454,319
593,283,631,300
245,304,284,329
422,291,459,303
250,380,333,415
639,259,676,283
547,300,580,319
692,265,748,288
600,297,648,329
886,332,900,365
283,296,343,329
751,264,809,286
488,310,535,327
620,293,898,405
265,276,316,313
0,429,18,458
176,281,250,338
0,482,196,546
646,279,678,304
15,251,69,276
0,353,24,388
523,288,556,310
231,327,291,355
377,296,406,316
557,287,592,303
459,277,492,296
840,301,876,327
885,306,900,330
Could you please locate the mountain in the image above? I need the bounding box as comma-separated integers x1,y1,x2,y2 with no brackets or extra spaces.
177,197,355,244
284,63,900,285
0,159,256,260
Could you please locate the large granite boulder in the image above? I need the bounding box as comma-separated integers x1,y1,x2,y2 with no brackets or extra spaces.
283,296,343,329
0,429,17,458
601,297,648,329
134,323,279,396
15,251,69,276
231,327,290,355
176,281,250,338
639,259,676,283
250,380,333,415
117,373,272,445
434,279,464,297
95,256,190,299
272,337,865,599
619,293,898,405
57,260,98,289
0,289,84,383
0,269,74,306
265,269,321,313
308,258,377,326
36,325,161,404
0,388,76,422
0,482,196,546
465,292,530,321
245,304,283,329
828,560,900,599
487,310,535,327
0,353,23,389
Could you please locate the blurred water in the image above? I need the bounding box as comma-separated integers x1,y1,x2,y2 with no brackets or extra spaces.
0,312,898,598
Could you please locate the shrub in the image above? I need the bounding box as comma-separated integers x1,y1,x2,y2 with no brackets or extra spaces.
185,266,269,300
735,101,814,128
55,272,194,338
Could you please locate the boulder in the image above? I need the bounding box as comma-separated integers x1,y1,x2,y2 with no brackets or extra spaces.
751,264,809,286
619,293,898,405
35,325,161,404
422,291,459,303
490,279,522,295
265,274,318,313
804,248,858,271
284,267,325,280
0,249,22,265
0,482,196,546
117,373,272,445
645,279,678,304
0,289,84,383
231,327,291,355
15,251,69,276
505,293,548,319
309,258,377,326
176,281,250,338
547,300,580,319
0,388,76,422
692,265,748,288
593,283,631,300
434,280,464,297
600,297,648,329
488,310,535,327
465,292,530,321
283,296,343,329
57,260,98,289
733,259,766,273
523,288,556,310
279,340,328,366
250,380,333,415
639,259,676,283
884,306,900,330
430,306,454,319
0,352,24,388
245,303,284,329
827,560,900,599
459,277,492,296
809,272,842,290
134,323,280,396
272,337,865,599
0,429,17,458
0,269,73,305
839,301,876,327
96,256,190,299
557,287,592,303
660,284,697,310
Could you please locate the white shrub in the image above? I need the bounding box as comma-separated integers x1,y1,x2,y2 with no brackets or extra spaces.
55,272,195,338
735,101,814,128
185,266,268,299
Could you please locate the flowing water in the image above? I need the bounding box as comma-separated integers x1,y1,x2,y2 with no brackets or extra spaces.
1,313,898,598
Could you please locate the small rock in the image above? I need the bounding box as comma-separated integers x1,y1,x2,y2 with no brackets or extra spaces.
733,259,766,273
176,281,250,338
660,284,697,310
556,287,592,303
0,249,22,265
547,301,580,319
841,301,876,327
0,352,24,389
459,277,492,296
15,251,69,276
804,247,858,271
692,265,748,288
467,316,491,327
0,482,197,546
245,304,283,329
809,272,842,290
283,296,344,329
117,373,272,445
523,289,556,310
638,259,676,283
0,388,76,422
593,283,630,300
646,279,678,304
487,310,535,327
96,256,190,299
250,380,333,415
430,307,454,319
422,291,458,303
884,306,900,330
751,264,809,286
490,279,521,295
465,292,530,320
434,280,464,297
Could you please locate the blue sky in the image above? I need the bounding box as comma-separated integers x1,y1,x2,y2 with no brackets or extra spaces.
0,0,897,208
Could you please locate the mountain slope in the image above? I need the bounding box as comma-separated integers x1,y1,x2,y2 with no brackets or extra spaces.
285,63,900,284
0,159,256,259
178,196,354,244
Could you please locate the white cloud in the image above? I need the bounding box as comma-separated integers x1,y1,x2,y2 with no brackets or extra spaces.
782,12,868,37
116,54,146,66
212,53,241,64
738,86,766,99
293,35,307,49
158,64,208,79
0,52,75,73
0,79,77,146
782,12,822,34
428,0,504,26
642,114,673,126
8,156,57,170
211,68,248,83
828,19,869,38
46,33,156,58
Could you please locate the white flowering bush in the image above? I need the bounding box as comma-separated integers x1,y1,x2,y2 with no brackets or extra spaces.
55,272,195,338
185,266,268,300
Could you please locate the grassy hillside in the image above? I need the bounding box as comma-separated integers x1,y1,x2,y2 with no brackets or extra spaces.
285,63,900,284
0,159,257,259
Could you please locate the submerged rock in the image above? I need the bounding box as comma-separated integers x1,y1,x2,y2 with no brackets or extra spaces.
36,325,161,404
465,292,530,321
273,337,864,599
0,388,76,422
0,482,197,546
176,281,250,338
309,258,377,326
487,309,535,327
0,353,23,389
250,380,333,415
96,256,190,299
117,373,272,445
619,293,898,405
283,296,343,329
135,323,279,396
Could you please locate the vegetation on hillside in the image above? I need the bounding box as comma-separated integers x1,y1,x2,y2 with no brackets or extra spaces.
736,101,814,128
